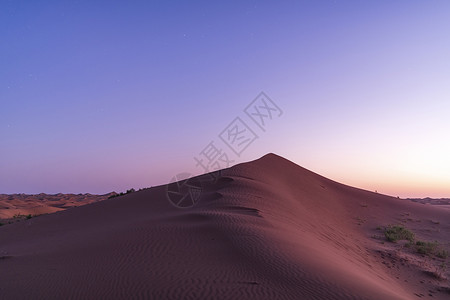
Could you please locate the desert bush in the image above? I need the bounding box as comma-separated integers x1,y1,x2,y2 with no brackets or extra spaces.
109,192,124,198
384,225,415,242
108,189,135,199
108,193,120,199
436,249,449,259
415,241,449,258
416,241,439,255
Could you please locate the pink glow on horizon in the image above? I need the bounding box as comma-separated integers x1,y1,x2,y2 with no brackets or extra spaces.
1,2,449,198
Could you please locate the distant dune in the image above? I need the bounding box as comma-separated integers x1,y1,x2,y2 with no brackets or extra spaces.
406,197,450,210
0,154,448,299
0,193,114,221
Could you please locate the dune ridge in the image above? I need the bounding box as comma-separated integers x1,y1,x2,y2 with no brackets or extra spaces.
0,154,448,299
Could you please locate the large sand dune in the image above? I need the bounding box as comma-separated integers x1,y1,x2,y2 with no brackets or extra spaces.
0,154,448,299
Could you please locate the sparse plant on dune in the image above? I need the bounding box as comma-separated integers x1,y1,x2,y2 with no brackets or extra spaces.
108,188,136,199
384,225,415,242
436,249,449,259
13,213,33,219
414,240,449,258
382,224,449,259
415,241,439,255
109,193,122,199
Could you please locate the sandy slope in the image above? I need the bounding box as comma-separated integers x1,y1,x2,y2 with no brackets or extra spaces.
0,154,448,299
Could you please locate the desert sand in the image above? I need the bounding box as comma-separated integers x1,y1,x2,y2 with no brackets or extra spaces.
0,193,114,221
0,154,448,299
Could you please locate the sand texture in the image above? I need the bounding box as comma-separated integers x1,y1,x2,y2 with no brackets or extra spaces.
0,154,448,299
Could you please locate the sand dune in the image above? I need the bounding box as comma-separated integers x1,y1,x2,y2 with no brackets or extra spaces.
0,154,448,299
0,193,114,220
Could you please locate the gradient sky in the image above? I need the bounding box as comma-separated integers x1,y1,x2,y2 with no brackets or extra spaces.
1,1,449,197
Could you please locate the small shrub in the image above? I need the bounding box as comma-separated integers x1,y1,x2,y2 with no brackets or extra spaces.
26,214,32,220
108,189,135,199
436,249,449,259
384,225,415,242
110,192,125,198
108,194,118,199
0,222,4,226
415,241,439,255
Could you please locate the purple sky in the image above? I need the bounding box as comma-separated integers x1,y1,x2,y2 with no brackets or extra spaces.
1,1,449,197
